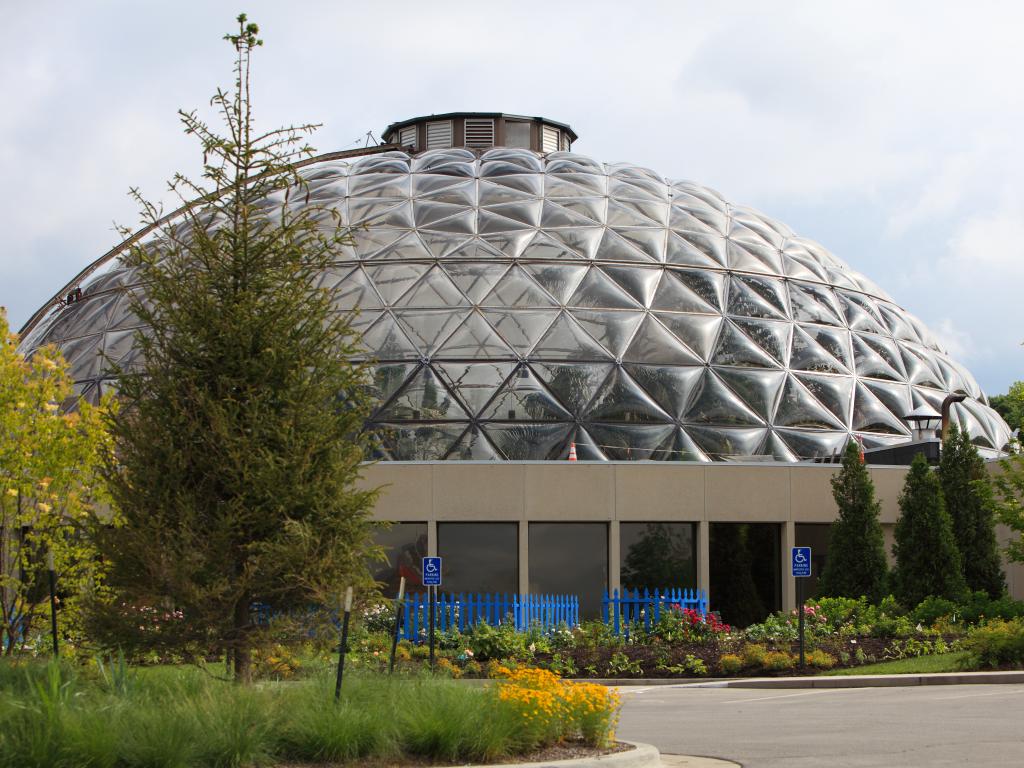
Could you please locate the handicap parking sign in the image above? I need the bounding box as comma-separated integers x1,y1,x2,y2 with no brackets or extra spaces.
422,556,442,587
791,547,812,578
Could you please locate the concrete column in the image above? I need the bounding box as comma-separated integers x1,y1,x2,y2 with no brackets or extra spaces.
782,520,796,613
608,520,620,595
518,521,529,595
427,520,437,558
697,520,711,602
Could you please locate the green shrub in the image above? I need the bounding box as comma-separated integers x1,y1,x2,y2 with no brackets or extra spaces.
719,654,743,674
466,621,527,661
912,596,960,627
960,619,1024,668
741,643,768,668
762,651,795,672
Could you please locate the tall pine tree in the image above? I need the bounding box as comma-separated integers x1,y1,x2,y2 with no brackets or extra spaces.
939,426,1005,597
893,453,967,607
91,16,378,680
817,442,889,602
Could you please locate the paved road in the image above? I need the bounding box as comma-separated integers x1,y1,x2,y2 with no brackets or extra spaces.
617,683,1024,767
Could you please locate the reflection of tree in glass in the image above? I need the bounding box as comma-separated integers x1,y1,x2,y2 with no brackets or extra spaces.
545,365,606,415
621,523,695,590
709,523,766,627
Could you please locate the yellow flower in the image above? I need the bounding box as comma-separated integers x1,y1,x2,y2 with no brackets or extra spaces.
5,488,18,498
37,502,52,513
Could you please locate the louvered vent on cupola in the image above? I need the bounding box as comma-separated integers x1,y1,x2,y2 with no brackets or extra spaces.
541,124,560,153
426,120,453,149
464,118,495,148
399,125,417,149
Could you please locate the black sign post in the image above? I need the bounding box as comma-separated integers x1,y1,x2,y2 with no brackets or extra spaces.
422,557,442,673
792,547,812,668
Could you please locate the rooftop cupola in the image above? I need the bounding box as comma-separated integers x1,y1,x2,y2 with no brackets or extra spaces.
382,112,577,153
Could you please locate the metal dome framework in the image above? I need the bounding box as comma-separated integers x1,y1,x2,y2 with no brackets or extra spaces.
18,146,1011,462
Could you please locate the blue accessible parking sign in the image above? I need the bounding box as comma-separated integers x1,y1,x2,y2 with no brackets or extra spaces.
422,557,442,587
791,547,812,578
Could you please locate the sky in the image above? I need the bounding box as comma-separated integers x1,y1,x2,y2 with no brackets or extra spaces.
1,0,1022,396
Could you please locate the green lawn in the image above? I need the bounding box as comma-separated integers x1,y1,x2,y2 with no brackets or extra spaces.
823,652,969,676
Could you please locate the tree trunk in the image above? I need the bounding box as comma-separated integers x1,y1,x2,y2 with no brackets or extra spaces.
232,599,252,683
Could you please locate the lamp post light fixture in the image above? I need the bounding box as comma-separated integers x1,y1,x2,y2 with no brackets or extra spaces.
905,404,942,441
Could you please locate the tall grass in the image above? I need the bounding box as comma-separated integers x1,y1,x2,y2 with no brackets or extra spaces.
0,661,614,767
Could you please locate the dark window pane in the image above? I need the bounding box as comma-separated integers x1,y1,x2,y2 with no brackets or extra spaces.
709,523,780,627
371,523,428,593
437,522,518,595
620,522,696,590
795,523,832,599
529,523,607,619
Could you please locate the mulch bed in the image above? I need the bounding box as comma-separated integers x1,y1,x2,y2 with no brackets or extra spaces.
276,740,633,767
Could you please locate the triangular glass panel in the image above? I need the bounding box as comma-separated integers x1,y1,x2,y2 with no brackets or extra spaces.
607,199,660,228
789,325,847,374
444,426,501,461
323,267,380,311
375,366,469,421
859,334,906,378
549,196,606,225
569,426,609,461
665,231,728,268
622,315,704,366
478,209,536,235
655,312,723,362
899,346,944,389
395,266,469,308
803,325,852,370
375,423,466,461
612,227,667,263
734,317,791,366
352,227,406,259
711,321,778,368
653,427,709,462
727,275,789,319
585,424,677,460
68,294,118,335
852,382,910,435
100,329,139,368
481,171,543,196
532,362,614,417
716,368,787,422
444,238,506,261
480,309,559,355
358,313,420,360
864,380,912,426
583,366,672,423
413,173,473,198
481,200,542,228
602,265,662,308
726,240,782,275
433,361,516,416
851,334,903,381
652,270,720,313
625,364,704,420
685,425,768,460
547,225,604,260
368,232,435,262
531,312,613,361
419,210,476,236
480,368,572,421
934,357,969,395
788,282,843,326
567,267,642,309
442,262,510,304
775,428,849,461
764,431,800,462
434,311,515,358
540,200,605,229
793,372,854,425
415,179,476,207
419,231,473,259
774,375,846,429
519,231,588,261
837,292,886,334
669,206,718,235
683,370,764,426
481,230,534,259
595,228,657,263
480,423,573,460
348,172,410,199
545,172,607,197
482,265,559,307
366,363,419,405
394,309,468,356
356,200,415,229
364,263,430,305
878,304,919,343
521,263,588,303
570,309,645,359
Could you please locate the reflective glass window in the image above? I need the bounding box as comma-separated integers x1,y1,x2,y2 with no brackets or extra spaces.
529,523,607,618
437,522,518,595
795,523,831,599
620,522,696,590
505,121,531,148
371,523,428,594
709,523,780,627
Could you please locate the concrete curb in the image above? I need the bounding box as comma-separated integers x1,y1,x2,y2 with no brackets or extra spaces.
456,740,660,768
675,670,1024,689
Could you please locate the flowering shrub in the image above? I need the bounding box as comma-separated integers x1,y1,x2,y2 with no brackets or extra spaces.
652,605,731,644
492,666,621,747
762,651,795,671
719,653,743,674
960,619,1024,668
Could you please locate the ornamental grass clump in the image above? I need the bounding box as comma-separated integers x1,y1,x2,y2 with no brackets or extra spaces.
492,666,621,748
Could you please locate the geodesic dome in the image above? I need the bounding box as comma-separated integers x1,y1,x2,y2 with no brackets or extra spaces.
17,145,1012,462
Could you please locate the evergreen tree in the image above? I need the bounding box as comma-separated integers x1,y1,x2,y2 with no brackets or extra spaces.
91,16,378,680
817,442,889,602
939,425,1005,597
893,453,967,607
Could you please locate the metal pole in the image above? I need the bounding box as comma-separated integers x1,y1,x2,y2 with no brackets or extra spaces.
797,578,805,668
389,577,406,675
428,585,436,672
334,587,353,702
47,550,58,658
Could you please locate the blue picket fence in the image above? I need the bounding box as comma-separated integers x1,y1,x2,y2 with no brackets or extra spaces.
603,587,709,635
401,592,578,641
